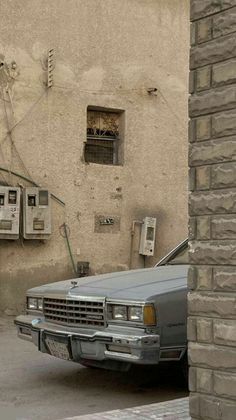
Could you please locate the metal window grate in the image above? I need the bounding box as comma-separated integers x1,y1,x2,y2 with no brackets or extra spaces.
85,138,116,165
85,110,120,165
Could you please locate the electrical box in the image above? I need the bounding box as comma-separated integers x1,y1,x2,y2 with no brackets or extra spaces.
77,261,90,278
139,217,157,256
0,186,20,240
23,188,51,240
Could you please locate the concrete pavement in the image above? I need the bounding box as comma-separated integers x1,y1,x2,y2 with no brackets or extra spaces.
65,397,190,419
0,316,188,420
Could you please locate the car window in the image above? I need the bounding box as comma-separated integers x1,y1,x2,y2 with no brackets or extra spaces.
166,246,189,265
155,239,189,266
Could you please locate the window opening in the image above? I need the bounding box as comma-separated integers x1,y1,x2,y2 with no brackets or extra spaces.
85,110,120,165
0,194,4,206
39,190,49,206
28,194,36,207
8,190,17,205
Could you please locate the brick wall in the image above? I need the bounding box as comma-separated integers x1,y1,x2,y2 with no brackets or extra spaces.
188,1,236,419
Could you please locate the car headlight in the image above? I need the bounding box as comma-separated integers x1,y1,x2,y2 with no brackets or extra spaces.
110,304,156,326
38,298,43,310
128,306,143,322
27,297,43,311
112,305,127,321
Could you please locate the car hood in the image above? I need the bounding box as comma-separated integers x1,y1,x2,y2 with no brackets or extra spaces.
28,265,188,301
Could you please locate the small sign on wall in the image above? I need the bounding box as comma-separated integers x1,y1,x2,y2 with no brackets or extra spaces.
94,215,120,233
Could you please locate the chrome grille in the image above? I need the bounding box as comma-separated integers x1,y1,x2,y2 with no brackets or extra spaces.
44,297,105,327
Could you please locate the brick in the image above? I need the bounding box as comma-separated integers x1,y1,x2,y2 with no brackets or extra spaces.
191,0,236,20
189,189,236,216
213,6,236,38
213,267,236,291
197,318,213,342
189,119,196,142
189,342,236,371
200,395,236,420
220,399,236,419
189,367,197,391
189,240,236,265
196,266,213,290
188,316,197,341
197,216,211,240
189,85,236,117
188,266,197,290
189,71,195,94
212,109,236,138
211,162,236,188
189,393,200,418
197,17,212,44
212,215,236,239
188,291,236,318
214,371,236,400
187,265,212,291
190,32,236,69
189,167,196,191
196,116,212,140
199,395,221,420
191,23,197,46
189,136,236,166
214,319,236,346
196,166,211,190
196,66,211,91
189,216,196,241
197,368,213,393
213,58,236,87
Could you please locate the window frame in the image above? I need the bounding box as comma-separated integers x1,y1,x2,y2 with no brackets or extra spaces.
85,108,122,166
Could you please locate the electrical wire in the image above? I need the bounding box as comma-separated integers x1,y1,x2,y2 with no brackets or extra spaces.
53,83,186,134
0,89,48,189
53,84,147,94
0,141,10,182
0,166,65,207
10,91,46,133
2,90,14,184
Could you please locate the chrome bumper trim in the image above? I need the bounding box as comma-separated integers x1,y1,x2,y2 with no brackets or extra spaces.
15,315,160,365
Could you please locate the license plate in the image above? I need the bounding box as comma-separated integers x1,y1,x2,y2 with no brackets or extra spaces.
45,337,71,360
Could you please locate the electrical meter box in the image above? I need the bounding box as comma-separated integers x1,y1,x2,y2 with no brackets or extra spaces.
23,188,51,240
139,216,157,256
0,186,20,239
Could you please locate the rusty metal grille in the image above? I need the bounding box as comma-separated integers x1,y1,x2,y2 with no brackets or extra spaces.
44,297,105,327
84,138,116,165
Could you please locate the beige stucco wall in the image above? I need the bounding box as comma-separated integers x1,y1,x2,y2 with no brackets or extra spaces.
0,0,189,314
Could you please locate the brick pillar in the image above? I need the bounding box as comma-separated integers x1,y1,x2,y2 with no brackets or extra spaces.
188,1,236,419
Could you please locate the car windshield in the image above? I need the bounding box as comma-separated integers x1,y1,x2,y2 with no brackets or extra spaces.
155,239,189,266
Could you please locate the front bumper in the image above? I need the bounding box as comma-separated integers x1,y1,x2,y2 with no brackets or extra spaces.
15,315,160,365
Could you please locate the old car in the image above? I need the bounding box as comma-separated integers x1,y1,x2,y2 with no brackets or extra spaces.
15,239,188,372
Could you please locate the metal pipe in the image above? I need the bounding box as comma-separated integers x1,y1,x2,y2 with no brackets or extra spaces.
129,220,143,269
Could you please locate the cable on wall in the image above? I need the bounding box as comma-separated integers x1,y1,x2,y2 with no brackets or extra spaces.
0,166,65,207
